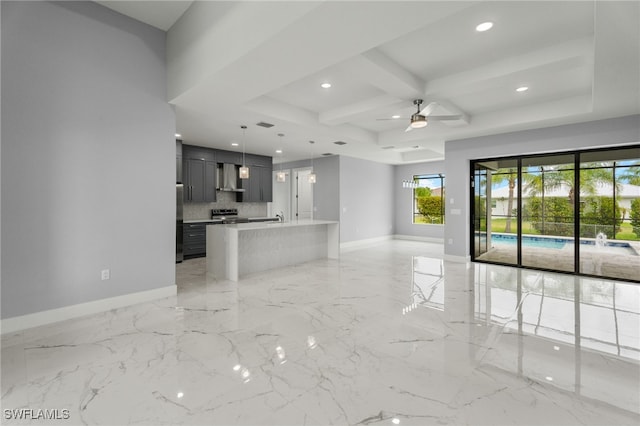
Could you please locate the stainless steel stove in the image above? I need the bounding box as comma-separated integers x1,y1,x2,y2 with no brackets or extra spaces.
211,208,249,224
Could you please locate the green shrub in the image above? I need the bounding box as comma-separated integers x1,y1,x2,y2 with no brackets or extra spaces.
417,196,444,224
631,198,640,237
580,196,621,238
523,197,574,236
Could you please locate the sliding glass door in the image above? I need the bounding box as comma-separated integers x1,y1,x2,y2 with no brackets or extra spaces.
471,146,640,282
473,164,489,258
473,159,519,265
578,148,640,280
520,154,575,272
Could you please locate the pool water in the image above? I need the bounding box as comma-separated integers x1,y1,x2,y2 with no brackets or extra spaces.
490,233,636,255
492,234,566,249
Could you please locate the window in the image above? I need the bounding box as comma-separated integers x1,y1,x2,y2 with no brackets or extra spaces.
413,173,445,224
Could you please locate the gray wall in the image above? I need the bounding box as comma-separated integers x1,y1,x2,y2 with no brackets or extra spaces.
280,155,394,243
394,161,445,240
279,155,340,221
1,1,176,319
314,156,340,221
444,115,640,259
340,156,394,242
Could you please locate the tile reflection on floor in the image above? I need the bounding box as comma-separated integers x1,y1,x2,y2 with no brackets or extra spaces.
2,240,639,425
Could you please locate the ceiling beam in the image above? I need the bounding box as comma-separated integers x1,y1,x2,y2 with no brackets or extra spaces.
425,37,594,99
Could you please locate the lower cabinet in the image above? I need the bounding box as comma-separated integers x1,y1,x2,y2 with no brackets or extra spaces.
183,223,206,258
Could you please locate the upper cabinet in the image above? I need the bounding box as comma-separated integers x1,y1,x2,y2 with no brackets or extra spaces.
216,149,243,165
236,157,273,203
180,144,271,203
182,146,216,203
176,140,183,183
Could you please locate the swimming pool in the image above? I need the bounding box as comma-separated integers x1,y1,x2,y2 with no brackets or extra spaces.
491,234,566,249
490,233,637,255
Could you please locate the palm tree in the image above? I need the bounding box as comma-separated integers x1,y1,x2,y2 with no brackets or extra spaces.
491,168,517,233
525,163,617,204
618,161,640,185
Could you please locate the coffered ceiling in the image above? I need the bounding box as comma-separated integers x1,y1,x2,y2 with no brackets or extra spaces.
99,1,640,164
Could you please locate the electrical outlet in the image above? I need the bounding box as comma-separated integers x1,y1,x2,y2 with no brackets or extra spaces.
101,269,110,280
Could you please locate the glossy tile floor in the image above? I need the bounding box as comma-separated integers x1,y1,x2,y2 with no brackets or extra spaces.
2,240,639,425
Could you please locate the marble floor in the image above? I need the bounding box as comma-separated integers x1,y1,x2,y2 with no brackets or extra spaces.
1,240,639,425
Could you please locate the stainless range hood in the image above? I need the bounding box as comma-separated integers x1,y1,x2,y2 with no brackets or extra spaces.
217,163,245,192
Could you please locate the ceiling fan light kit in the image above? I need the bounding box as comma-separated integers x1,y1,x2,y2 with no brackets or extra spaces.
410,115,428,129
378,99,460,132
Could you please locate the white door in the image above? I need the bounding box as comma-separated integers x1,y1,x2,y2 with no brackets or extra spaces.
271,169,291,221
295,168,313,220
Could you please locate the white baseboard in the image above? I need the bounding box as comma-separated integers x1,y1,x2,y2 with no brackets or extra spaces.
340,235,393,252
1,285,177,335
393,234,445,244
444,254,471,263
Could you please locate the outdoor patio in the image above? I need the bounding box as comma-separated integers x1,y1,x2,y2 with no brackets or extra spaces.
476,240,640,282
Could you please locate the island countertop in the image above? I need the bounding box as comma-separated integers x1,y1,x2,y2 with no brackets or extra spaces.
222,219,338,230
206,220,339,281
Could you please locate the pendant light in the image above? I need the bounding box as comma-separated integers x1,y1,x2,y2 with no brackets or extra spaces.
239,125,249,179
308,140,316,184
276,133,286,183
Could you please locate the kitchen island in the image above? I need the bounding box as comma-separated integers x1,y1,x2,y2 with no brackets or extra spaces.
206,220,339,281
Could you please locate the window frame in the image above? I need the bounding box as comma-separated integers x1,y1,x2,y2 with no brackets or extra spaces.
412,173,445,225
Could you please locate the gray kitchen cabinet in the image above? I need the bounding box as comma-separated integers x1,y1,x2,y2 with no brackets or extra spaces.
215,149,242,165
176,140,183,183
245,153,272,168
183,157,216,203
183,223,206,258
258,166,272,202
183,145,215,162
182,145,216,203
237,164,272,202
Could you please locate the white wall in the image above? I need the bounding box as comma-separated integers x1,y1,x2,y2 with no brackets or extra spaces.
394,161,445,241
444,115,640,259
1,1,175,319
339,156,394,243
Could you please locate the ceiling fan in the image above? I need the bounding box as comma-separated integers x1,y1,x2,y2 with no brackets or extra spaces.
378,99,461,132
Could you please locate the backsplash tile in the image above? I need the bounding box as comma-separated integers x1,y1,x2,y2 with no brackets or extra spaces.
183,192,268,220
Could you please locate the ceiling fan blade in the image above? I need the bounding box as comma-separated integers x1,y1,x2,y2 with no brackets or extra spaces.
376,117,408,121
427,115,462,121
404,125,413,132
419,101,438,116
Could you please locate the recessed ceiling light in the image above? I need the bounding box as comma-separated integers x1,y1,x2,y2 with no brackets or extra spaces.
175,133,182,138
516,86,529,92
231,142,239,147
476,21,494,32
275,149,282,154
545,376,554,382
320,82,332,89
392,115,401,119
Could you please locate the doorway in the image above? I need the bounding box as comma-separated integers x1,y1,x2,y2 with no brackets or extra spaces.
294,168,314,220
271,167,314,222
271,169,291,221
